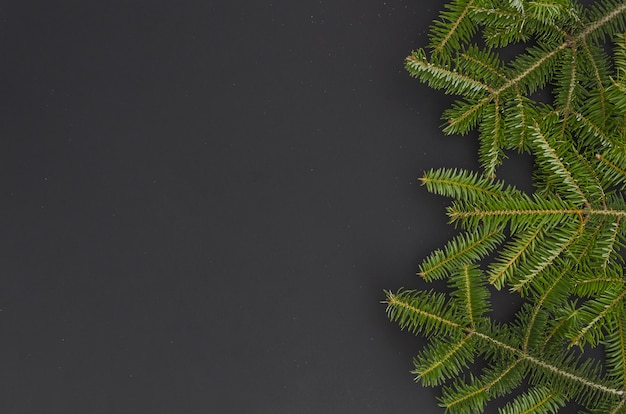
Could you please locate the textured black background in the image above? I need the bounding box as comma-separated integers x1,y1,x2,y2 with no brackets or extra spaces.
0,1,536,413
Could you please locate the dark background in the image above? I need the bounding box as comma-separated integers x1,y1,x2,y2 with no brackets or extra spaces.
0,1,535,413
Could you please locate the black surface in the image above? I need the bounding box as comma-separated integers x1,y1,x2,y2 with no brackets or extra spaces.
0,1,533,413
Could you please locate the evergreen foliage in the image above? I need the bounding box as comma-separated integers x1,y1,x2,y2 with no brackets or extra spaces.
385,0,626,412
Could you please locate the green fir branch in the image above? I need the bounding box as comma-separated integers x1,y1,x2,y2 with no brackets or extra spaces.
385,290,625,412
498,386,567,414
386,0,626,412
418,226,505,281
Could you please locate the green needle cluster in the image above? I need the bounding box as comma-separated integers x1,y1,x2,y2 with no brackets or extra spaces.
385,1,626,412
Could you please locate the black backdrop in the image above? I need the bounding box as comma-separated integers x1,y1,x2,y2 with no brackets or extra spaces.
0,1,536,413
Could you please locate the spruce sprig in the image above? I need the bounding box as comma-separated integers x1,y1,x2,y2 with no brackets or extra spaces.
386,1,626,412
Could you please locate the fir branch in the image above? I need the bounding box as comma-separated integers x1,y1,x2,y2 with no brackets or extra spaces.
419,168,515,201
479,99,505,176
418,226,505,281
541,301,579,353
386,291,626,404
488,223,545,289
443,96,492,135
441,359,525,413
412,333,476,386
556,46,579,117
499,41,567,96
510,219,584,293
607,79,626,115
571,147,608,208
597,151,626,188
387,1,626,411
450,265,490,327
405,50,492,97
569,286,626,347
384,290,462,336
568,214,607,262
575,276,625,296
529,121,588,205
600,217,622,269
498,386,567,414
570,110,612,150
521,266,572,352
430,0,478,55
448,205,582,227
582,1,626,44
476,330,623,399
604,306,626,390
580,40,609,120
458,46,509,84
504,89,537,150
